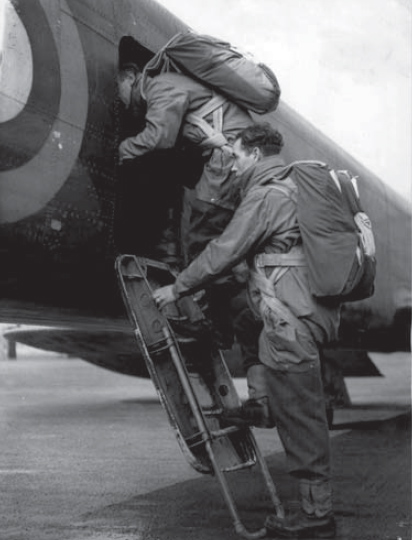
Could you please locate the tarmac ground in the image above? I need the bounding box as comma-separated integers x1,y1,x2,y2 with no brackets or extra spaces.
0,351,410,540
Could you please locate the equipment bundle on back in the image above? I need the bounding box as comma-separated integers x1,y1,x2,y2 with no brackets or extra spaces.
138,30,281,151
274,160,376,303
142,30,281,114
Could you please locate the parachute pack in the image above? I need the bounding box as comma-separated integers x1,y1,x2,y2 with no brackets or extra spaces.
141,31,281,115
274,161,376,302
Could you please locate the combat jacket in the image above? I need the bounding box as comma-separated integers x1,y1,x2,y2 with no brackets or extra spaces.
174,155,341,346
119,72,253,209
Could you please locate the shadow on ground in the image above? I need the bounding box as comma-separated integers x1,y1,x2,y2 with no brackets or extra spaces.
66,413,411,540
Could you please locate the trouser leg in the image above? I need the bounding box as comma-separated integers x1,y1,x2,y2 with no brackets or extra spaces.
299,478,333,518
221,362,277,428
186,199,233,261
245,364,276,428
264,364,332,516
204,281,241,349
231,294,263,372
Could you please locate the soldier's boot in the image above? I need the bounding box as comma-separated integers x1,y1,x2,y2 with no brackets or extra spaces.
222,364,276,428
265,479,336,538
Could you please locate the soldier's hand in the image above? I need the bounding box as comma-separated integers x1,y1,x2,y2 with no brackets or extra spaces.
118,141,127,165
153,285,177,309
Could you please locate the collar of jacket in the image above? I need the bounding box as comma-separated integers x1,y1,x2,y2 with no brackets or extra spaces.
240,155,286,197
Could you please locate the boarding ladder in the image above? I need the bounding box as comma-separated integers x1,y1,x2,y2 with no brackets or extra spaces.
115,254,284,539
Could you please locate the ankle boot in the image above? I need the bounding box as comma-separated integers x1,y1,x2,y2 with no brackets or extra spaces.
221,364,276,428
221,396,273,428
265,511,336,538
266,479,335,538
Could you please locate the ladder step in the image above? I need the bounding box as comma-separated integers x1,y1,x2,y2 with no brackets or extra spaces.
147,341,170,354
211,425,242,438
203,407,223,417
185,431,207,449
185,423,242,446
123,273,144,280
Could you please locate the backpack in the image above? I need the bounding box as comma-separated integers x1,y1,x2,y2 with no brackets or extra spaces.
141,31,281,114
275,161,376,302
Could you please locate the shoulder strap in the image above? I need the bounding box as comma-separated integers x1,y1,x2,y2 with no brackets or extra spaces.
273,160,327,181
264,182,292,198
185,94,228,148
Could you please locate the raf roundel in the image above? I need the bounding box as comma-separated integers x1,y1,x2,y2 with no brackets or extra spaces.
0,0,33,123
0,0,89,224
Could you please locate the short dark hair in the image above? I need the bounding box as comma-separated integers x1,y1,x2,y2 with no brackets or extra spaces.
237,122,284,156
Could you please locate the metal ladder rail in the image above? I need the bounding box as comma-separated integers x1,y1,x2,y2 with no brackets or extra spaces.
162,325,284,539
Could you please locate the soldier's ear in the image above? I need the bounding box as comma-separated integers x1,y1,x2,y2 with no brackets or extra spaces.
252,147,262,161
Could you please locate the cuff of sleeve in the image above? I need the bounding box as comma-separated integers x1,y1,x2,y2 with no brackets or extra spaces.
172,283,181,300
173,278,190,299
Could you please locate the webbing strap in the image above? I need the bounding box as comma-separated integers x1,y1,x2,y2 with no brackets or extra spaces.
185,94,228,148
255,252,306,268
253,247,306,291
188,93,227,123
184,113,223,139
213,103,223,134
329,169,343,193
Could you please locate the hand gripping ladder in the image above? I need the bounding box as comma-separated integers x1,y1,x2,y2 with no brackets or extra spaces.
115,254,284,538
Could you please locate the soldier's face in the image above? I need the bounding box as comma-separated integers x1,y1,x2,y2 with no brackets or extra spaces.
117,76,134,108
231,139,259,177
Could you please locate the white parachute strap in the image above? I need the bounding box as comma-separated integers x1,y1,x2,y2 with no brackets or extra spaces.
329,169,343,193
185,93,228,148
335,169,361,198
213,102,224,135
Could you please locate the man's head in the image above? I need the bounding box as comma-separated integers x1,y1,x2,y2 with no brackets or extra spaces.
117,36,154,108
117,64,141,108
232,122,284,177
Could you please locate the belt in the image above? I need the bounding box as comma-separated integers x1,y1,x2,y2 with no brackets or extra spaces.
255,250,306,269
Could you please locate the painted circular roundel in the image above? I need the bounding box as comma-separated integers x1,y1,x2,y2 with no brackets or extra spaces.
0,0,88,223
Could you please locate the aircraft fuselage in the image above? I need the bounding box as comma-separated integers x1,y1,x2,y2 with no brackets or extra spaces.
0,0,410,355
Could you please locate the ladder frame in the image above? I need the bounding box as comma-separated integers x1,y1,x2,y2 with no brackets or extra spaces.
115,254,284,538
